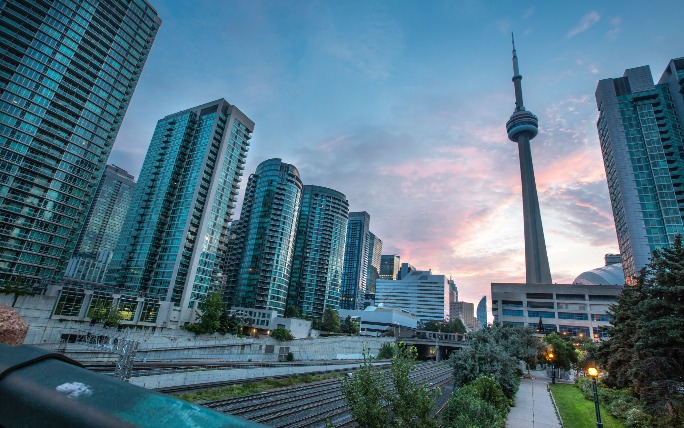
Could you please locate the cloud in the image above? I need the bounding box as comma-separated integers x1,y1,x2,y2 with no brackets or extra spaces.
566,11,600,38
607,16,622,39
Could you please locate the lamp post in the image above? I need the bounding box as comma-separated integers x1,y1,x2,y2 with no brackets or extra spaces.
587,367,603,428
547,352,556,384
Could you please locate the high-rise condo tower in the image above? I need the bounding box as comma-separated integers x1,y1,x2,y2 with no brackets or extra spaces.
0,0,160,286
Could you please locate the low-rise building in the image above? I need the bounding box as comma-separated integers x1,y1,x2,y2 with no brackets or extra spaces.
491,283,622,340
339,306,420,337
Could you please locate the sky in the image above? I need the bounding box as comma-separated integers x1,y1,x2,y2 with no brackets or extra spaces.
109,0,684,312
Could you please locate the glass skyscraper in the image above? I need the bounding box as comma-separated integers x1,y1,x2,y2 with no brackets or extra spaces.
341,211,371,310
379,254,400,280
595,59,684,282
364,231,382,305
231,158,302,315
476,296,487,329
106,99,253,323
287,185,349,319
0,0,160,286
64,164,135,283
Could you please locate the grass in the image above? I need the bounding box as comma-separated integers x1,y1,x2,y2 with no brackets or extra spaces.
550,384,625,428
175,373,342,402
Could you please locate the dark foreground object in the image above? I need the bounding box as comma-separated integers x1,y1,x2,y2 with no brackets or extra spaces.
0,343,264,428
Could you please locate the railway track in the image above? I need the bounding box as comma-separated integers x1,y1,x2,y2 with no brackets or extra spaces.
203,362,453,428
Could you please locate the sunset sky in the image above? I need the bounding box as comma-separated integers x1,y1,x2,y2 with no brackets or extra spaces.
109,0,684,313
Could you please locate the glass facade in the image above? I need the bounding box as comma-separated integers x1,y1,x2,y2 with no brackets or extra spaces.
231,159,302,315
379,254,400,280
596,61,684,282
0,0,160,285
287,185,349,319
476,295,486,329
365,231,382,297
341,211,370,310
106,99,254,320
64,164,135,282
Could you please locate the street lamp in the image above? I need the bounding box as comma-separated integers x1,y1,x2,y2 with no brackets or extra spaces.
587,367,603,428
547,352,556,384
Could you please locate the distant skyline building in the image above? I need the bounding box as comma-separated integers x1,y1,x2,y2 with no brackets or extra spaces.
505,35,553,284
476,296,487,329
64,165,136,283
365,232,383,298
573,254,625,286
231,159,303,315
375,269,450,322
455,301,477,330
397,262,416,280
595,58,684,282
379,254,400,280
0,0,161,285
341,211,371,310
106,99,253,323
287,185,349,319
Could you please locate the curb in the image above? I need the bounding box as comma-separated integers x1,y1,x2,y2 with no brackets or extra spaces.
547,383,564,427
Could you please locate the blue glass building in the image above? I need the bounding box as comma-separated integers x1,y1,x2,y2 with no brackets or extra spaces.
596,59,684,282
287,185,349,319
231,159,302,315
0,0,160,286
341,211,371,310
476,296,487,329
64,164,135,283
106,99,253,323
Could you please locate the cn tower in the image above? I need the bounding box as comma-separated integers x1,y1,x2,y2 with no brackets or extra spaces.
505,34,553,284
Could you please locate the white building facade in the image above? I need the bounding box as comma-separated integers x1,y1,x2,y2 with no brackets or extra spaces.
375,269,449,322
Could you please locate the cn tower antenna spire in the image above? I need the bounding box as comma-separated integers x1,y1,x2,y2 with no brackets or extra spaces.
511,32,524,111
505,35,553,285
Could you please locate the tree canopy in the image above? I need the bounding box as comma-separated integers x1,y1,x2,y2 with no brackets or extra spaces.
597,236,684,424
321,307,341,332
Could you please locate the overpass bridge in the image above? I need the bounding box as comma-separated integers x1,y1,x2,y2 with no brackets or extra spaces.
397,330,469,361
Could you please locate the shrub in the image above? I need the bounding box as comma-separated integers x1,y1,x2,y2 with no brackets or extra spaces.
377,342,394,359
442,384,505,428
624,407,656,428
469,375,509,416
272,328,294,341
286,352,294,362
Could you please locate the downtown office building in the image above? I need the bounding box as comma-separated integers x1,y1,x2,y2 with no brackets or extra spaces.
364,231,382,304
375,268,450,323
64,164,135,283
0,0,160,285
340,211,371,310
229,159,302,315
287,185,349,319
103,99,254,325
596,59,684,282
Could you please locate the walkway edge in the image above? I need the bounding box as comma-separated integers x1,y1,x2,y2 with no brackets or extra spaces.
547,384,564,427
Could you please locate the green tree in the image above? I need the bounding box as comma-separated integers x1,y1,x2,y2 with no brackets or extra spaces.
442,381,505,428
321,308,340,332
88,301,123,327
217,310,242,335
386,343,440,427
284,305,300,318
377,342,394,359
341,315,360,335
342,344,440,428
272,327,294,341
543,333,579,371
450,324,538,398
184,292,225,335
0,276,36,307
598,235,684,425
342,348,387,428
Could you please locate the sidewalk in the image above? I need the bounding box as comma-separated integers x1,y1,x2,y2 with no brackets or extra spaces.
506,370,561,428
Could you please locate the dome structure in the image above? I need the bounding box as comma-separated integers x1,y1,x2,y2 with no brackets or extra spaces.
573,264,625,286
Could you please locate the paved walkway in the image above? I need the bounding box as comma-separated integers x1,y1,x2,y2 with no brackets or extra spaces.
506,370,561,428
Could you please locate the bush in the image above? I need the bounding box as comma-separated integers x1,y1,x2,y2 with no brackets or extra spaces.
377,342,394,359
442,384,505,428
272,328,294,341
624,407,656,428
469,375,509,416
286,352,294,362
